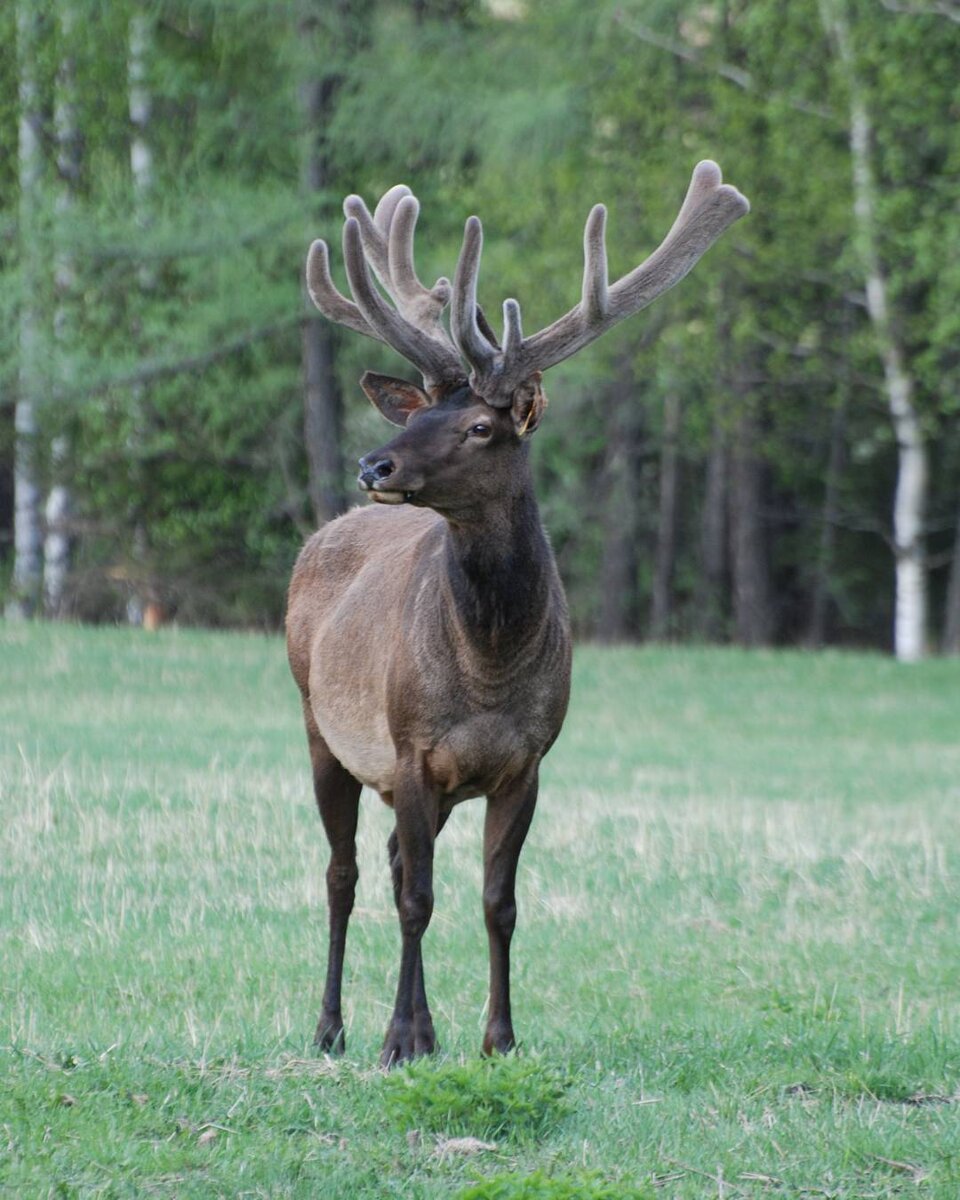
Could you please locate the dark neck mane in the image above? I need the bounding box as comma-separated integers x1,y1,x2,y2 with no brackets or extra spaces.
441,480,554,653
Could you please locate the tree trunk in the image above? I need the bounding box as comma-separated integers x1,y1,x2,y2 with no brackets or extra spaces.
806,397,847,647
302,318,346,525
43,437,70,618
730,410,774,646
694,416,729,640
596,386,644,642
943,496,960,655
129,11,153,223
44,2,81,619
300,35,346,527
9,0,46,620
649,392,681,640
126,6,154,625
820,0,928,661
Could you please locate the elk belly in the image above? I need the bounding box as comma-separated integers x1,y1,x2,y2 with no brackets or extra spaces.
314,702,398,794
307,639,398,792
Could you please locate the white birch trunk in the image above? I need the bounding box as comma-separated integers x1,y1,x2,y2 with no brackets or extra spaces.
129,12,154,239
44,2,81,618
126,7,154,625
43,438,70,617
9,1,45,620
11,397,42,620
820,0,928,661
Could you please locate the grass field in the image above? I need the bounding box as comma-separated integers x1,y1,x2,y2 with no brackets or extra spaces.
1,623,958,1198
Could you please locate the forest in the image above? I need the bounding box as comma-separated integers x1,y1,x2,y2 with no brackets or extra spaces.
1,0,958,658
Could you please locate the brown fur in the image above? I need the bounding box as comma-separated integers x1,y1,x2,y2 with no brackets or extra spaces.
286,389,571,1066
293,170,747,1065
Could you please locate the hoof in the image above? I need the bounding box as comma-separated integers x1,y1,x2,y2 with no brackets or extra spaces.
482,1020,516,1057
380,1015,437,1068
314,1013,346,1055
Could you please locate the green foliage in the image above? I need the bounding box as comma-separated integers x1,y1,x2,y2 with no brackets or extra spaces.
382,1057,573,1140
1,0,959,640
455,1168,655,1200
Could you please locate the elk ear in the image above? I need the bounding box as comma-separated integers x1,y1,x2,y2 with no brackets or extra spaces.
360,371,432,427
511,372,548,438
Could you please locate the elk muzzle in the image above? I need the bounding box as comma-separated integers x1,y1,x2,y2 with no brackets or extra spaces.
358,452,414,504
358,455,396,489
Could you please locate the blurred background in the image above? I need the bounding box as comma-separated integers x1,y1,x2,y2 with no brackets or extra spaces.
0,0,957,658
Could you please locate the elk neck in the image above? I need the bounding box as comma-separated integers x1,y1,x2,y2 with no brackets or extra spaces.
438,460,556,655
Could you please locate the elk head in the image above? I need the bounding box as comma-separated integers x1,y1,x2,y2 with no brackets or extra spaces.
306,164,749,514
354,374,546,515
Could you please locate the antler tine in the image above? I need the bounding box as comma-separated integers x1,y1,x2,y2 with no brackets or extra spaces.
346,189,455,347
344,188,451,320
388,195,453,320
306,186,464,390
373,184,412,233
501,298,523,362
306,238,385,344
342,217,461,389
581,204,609,322
344,192,392,287
451,215,500,391
660,159,725,246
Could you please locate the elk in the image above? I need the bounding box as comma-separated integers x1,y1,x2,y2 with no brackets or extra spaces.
286,162,748,1066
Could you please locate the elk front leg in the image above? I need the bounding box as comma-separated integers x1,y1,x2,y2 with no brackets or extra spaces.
381,763,440,1068
482,766,539,1056
386,806,451,1060
305,706,362,1054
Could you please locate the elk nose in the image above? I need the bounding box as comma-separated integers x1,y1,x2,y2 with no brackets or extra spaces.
358,456,395,490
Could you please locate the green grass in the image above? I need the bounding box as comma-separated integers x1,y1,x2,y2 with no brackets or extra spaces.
1,623,958,1197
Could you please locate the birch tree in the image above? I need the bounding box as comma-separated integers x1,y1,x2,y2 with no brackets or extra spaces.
819,0,929,661
8,0,46,619
126,3,153,624
44,0,81,618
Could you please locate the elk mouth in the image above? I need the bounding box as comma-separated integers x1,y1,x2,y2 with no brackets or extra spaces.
358,480,417,505
369,489,412,505
357,463,420,504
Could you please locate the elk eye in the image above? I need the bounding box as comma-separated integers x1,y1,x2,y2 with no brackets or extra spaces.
467,423,492,438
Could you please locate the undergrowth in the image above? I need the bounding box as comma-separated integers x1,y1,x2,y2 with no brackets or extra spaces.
382,1055,573,1141
455,1168,655,1200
